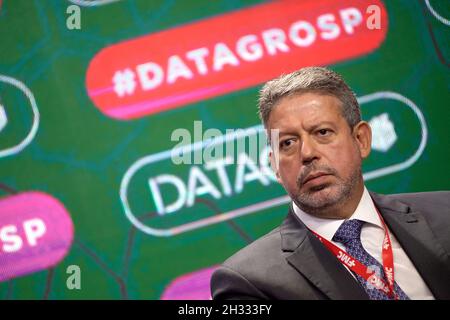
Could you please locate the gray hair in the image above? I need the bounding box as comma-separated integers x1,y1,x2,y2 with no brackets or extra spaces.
258,67,361,129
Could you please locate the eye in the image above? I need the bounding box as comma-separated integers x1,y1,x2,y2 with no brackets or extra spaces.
280,138,295,148
317,128,331,136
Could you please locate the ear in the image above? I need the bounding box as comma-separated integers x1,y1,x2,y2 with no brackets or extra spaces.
352,121,372,159
269,150,283,184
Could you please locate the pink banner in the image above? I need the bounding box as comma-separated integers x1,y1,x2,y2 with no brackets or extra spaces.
0,192,74,282
161,266,218,300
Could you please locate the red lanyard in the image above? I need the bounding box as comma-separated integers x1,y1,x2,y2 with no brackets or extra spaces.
308,210,397,299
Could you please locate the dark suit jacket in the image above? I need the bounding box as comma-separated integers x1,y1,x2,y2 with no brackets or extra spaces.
210,191,450,299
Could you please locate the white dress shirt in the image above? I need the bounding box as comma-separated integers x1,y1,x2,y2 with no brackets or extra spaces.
292,186,435,300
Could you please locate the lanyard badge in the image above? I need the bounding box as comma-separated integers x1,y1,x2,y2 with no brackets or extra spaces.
309,210,397,299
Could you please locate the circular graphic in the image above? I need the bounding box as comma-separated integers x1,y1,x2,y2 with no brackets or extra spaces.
0,75,40,159
425,0,450,26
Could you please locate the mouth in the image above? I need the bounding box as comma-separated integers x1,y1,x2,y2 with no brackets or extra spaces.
302,172,332,186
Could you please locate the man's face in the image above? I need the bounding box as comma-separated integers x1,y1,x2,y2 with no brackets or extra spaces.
267,92,370,218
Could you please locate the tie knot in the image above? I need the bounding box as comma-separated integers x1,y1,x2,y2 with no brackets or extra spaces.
332,219,364,244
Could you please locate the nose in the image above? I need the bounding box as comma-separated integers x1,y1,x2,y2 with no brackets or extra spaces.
300,136,319,165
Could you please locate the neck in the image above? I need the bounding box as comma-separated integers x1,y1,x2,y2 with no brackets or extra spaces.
326,185,364,219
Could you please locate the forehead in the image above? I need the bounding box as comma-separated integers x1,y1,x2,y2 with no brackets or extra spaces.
267,92,345,130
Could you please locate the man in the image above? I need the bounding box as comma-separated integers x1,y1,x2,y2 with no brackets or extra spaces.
210,67,450,300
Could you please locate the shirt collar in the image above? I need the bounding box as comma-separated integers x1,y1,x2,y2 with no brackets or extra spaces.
292,186,383,242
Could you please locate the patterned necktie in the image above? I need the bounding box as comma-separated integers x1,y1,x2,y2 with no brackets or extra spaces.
332,219,409,300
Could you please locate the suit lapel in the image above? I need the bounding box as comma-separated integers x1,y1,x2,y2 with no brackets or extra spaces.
281,206,368,300
370,192,450,299
280,192,450,299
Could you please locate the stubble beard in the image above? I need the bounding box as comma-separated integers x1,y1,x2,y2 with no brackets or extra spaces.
292,164,362,219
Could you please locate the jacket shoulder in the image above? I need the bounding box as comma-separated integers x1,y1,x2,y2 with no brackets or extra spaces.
381,191,449,211
210,226,287,299
222,226,283,270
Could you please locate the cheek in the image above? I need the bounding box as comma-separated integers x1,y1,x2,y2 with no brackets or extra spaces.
278,158,301,190
326,142,361,176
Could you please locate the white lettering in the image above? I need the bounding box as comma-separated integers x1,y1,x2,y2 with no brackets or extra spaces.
289,21,316,47
0,218,47,253
186,47,209,75
213,42,240,71
235,153,270,194
205,157,234,196
23,218,46,246
236,34,264,61
167,55,194,84
129,7,366,92
317,14,340,40
262,28,290,55
0,225,23,252
149,174,187,215
340,7,363,34
137,62,164,90
186,166,221,207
